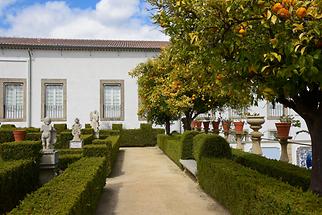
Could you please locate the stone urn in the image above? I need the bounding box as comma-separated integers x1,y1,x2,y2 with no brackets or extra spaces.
233,121,244,134
275,122,291,139
247,116,265,155
13,130,26,142
203,121,210,133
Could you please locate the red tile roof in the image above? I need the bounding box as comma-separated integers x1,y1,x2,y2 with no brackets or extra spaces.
0,37,169,51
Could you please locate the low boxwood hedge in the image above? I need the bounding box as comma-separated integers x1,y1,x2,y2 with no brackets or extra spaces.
25,127,40,133
0,124,16,129
0,129,14,144
193,134,231,161
180,131,199,160
53,124,67,133
232,149,311,191
81,128,94,135
198,157,322,215
58,154,82,171
112,124,123,131
157,134,182,167
55,132,73,149
81,134,94,145
99,130,120,137
9,157,108,215
83,144,111,159
119,128,165,147
0,141,42,161
59,149,83,155
0,159,39,214
25,132,41,141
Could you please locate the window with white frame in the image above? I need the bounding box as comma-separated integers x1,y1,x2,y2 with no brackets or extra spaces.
41,79,66,121
0,79,26,122
4,83,24,119
100,80,124,121
267,102,286,119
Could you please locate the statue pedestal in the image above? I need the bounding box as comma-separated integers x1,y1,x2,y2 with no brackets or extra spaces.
39,150,59,185
70,140,83,149
236,133,244,151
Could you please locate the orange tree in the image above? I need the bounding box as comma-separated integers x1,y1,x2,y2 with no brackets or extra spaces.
149,0,322,194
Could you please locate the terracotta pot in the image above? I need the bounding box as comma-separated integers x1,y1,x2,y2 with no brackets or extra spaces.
212,121,220,131
275,122,291,139
222,121,231,133
234,121,244,134
203,121,210,133
191,120,196,130
195,121,202,131
13,130,26,142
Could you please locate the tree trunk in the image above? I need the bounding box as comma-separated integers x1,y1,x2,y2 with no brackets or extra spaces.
165,120,171,135
305,116,322,195
182,117,192,131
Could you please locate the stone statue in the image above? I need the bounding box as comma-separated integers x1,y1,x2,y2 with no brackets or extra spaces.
40,117,56,150
72,118,82,141
90,110,100,138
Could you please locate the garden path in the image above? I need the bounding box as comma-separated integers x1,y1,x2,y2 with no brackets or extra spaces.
95,147,229,215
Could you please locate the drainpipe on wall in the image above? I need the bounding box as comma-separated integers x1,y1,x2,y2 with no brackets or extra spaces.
27,49,32,127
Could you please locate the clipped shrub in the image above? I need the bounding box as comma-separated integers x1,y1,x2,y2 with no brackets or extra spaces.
54,124,67,133
0,130,14,143
81,134,94,145
157,134,182,167
140,123,152,130
106,135,120,165
198,157,322,215
193,134,231,161
0,124,16,129
25,127,40,133
119,128,165,147
81,128,94,135
85,124,91,128
0,159,39,214
99,130,120,137
55,132,73,149
25,132,41,141
112,124,123,131
92,139,111,145
180,131,199,159
232,149,311,191
157,134,168,151
83,144,111,158
10,157,108,215
59,148,83,155
58,154,82,171
0,141,42,161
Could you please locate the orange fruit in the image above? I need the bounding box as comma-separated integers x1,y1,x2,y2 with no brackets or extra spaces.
239,28,246,35
278,8,290,18
296,7,307,18
272,3,283,13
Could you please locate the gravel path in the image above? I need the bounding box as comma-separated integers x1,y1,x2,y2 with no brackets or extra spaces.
96,147,229,215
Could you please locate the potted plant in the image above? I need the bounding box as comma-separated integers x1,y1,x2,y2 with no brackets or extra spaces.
222,119,231,134
212,119,220,132
194,117,202,131
13,128,26,142
233,120,244,134
202,114,211,133
275,115,301,139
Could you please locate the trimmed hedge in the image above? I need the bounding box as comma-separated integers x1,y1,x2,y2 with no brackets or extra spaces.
25,132,41,141
119,128,165,147
232,149,311,191
85,124,91,128
180,131,200,160
140,123,152,130
0,124,16,129
25,127,40,133
81,128,94,135
0,129,14,143
83,144,111,158
0,141,42,161
59,149,83,155
54,124,67,133
59,154,82,171
10,157,108,215
198,157,322,215
55,132,73,149
112,124,123,130
193,134,232,161
157,134,182,167
0,159,39,214
99,130,120,137
81,134,94,145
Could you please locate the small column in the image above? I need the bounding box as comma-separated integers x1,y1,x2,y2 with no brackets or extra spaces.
247,116,265,155
278,137,291,162
236,133,244,150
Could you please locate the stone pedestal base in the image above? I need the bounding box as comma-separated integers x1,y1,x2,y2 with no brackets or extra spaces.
70,140,83,148
39,150,59,185
236,133,244,151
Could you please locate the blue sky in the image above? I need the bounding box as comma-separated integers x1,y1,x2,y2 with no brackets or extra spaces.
0,0,167,40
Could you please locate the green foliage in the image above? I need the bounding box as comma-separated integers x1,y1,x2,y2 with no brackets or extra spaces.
157,134,183,167
193,134,232,161
0,124,16,129
180,131,199,159
85,124,91,128
105,136,120,165
0,141,42,161
81,134,94,145
54,124,67,133
9,157,108,215
112,124,123,130
0,130,14,143
198,157,322,215
118,128,165,147
25,128,40,133
55,132,73,149
25,132,41,141
83,144,111,159
0,159,39,214
157,134,168,151
140,123,152,130
58,154,82,171
232,149,311,191
81,128,94,135
99,130,120,137
58,149,83,155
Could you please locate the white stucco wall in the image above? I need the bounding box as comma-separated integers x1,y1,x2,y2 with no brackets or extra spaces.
0,48,158,129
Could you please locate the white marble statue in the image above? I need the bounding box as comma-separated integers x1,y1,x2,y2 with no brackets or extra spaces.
41,117,56,150
90,110,100,138
72,118,82,141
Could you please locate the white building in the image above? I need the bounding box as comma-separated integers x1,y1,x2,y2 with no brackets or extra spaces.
0,37,168,129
